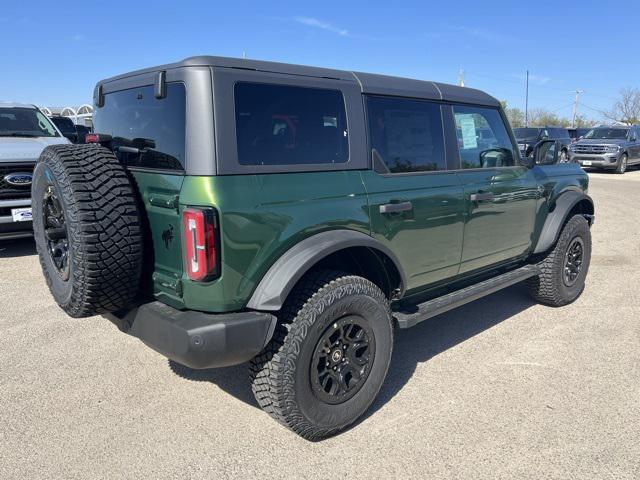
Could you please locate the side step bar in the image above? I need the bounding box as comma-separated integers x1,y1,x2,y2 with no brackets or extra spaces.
393,265,541,329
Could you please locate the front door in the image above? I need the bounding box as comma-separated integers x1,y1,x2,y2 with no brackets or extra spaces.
363,96,465,292
450,104,539,274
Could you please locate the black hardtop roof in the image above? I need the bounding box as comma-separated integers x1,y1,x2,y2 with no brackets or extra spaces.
98,55,500,107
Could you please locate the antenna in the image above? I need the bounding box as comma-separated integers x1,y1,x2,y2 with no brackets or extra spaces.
572,89,584,127
458,69,465,87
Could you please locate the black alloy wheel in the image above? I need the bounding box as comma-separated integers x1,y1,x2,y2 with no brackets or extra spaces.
42,184,70,281
311,315,376,405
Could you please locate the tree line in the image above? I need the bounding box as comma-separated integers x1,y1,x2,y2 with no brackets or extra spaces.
502,87,640,128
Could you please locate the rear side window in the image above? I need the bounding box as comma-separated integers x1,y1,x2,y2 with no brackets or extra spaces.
453,105,516,168
366,96,446,173
234,82,348,166
93,83,186,170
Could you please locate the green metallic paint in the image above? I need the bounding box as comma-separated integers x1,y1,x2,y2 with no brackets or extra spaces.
130,171,185,309
178,171,370,312
361,170,465,293
455,166,540,273
131,160,588,315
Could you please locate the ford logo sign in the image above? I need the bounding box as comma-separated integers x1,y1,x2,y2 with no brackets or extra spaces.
4,173,33,187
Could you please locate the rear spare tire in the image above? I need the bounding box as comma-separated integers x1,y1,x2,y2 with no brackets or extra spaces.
32,144,143,318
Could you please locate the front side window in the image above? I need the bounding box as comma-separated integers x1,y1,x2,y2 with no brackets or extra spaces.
234,82,348,166
0,108,59,138
367,96,446,173
453,105,516,168
93,83,186,170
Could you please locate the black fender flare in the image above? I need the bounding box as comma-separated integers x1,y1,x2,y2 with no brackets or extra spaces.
246,230,406,311
533,191,594,254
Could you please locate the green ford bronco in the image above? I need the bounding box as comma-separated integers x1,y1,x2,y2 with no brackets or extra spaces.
32,56,594,440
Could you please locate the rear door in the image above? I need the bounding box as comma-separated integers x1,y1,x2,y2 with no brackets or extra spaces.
93,81,187,305
450,104,540,274
363,96,465,292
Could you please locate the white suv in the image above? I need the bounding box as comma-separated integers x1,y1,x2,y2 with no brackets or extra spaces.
0,103,69,240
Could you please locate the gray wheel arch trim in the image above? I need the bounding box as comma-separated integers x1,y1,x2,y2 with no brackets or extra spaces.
246,230,406,311
533,191,594,254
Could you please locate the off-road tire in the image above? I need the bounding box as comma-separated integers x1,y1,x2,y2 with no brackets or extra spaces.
250,270,393,440
32,144,143,318
527,215,591,306
615,153,628,174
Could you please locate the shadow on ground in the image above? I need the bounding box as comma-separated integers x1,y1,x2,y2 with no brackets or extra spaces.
169,284,536,415
0,238,36,258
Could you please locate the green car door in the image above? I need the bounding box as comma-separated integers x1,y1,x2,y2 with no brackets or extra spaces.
363,96,465,293
450,104,540,274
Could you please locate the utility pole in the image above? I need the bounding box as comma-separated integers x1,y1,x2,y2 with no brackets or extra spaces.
572,89,584,127
458,69,465,87
525,70,529,127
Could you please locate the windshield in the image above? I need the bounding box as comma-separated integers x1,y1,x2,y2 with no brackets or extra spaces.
584,128,628,140
513,128,539,139
0,107,59,137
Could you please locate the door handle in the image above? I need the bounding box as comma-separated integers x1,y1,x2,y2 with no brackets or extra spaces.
379,201,413,214
469,192,495,202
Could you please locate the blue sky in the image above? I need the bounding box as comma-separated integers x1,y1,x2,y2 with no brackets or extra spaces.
3,1,637,121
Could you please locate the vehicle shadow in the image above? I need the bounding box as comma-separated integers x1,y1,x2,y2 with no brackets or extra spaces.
168,284,536,415
0,238,36,258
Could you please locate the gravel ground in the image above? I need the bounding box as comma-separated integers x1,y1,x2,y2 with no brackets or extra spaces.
0,170,639,480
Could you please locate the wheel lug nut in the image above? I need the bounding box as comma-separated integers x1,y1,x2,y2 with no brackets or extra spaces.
333,366,337,371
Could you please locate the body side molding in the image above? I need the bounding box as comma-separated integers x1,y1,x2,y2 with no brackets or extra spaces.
246,230,406,311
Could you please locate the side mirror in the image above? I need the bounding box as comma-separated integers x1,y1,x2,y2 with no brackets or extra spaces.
533,139,561,165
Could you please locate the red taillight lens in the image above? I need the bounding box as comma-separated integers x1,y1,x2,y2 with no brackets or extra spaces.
182,207,219,281
84,133,112,144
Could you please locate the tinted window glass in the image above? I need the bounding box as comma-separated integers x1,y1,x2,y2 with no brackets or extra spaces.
52,117,77,135
234,83,348,166
93,83,186,170
367,96,445,173
453,105,515,168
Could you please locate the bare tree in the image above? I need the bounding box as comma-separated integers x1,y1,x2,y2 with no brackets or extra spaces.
605,87,640,125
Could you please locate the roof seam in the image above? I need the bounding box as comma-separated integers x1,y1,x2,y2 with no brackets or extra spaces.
430,82,443,100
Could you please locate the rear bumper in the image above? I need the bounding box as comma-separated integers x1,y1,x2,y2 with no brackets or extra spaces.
106,301,277,369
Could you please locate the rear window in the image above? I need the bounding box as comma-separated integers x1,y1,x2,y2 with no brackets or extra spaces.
234,82,348,166
93,83,186,170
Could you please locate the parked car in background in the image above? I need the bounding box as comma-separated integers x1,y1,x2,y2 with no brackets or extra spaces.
568,127,591,143
569,125,640,174
0,103,68,240
75,124,91,143
513,126,571,161
50,116,79,143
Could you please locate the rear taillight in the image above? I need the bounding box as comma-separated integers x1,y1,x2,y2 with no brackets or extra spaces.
85,133,112,144
182,207,219,281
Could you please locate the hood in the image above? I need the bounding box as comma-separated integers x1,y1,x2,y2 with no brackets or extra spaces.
0,136,69,163
575,138,627,146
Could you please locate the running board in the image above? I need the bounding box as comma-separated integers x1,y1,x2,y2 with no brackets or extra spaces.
393,265,541,329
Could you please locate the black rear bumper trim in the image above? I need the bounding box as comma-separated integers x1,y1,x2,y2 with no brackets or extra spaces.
106,301,277,369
